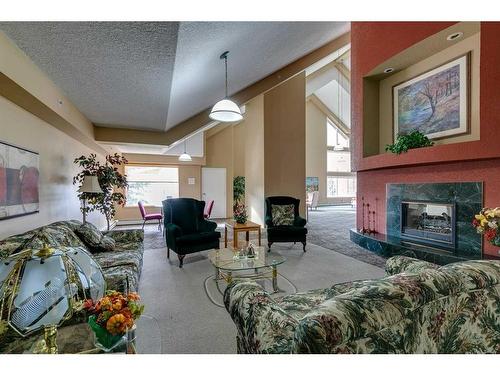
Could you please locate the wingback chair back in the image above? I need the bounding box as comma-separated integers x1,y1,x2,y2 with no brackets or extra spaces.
138,200,147,219
265,196,300,227
163,198,205,235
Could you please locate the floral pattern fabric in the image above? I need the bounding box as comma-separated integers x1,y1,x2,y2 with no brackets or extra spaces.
0,221,144,352
224,256,500,354
271,204,295,226
75,222,104,249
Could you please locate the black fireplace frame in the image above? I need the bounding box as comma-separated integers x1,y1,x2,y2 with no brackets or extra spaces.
400,200,457,250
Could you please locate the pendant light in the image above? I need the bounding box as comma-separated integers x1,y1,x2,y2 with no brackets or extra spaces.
209,51,243,123
178,140,192,162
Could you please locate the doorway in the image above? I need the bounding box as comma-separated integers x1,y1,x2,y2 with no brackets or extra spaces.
201,167,227,219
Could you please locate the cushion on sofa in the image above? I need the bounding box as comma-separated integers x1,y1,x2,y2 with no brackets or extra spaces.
75,222,103,248
271,204,295,226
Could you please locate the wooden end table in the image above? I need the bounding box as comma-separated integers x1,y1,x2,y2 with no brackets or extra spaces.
224,220,262,249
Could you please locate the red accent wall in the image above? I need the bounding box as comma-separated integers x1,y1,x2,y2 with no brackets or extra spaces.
352,22,500,258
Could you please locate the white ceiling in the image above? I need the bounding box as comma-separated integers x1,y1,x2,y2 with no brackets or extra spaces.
0,21,349,132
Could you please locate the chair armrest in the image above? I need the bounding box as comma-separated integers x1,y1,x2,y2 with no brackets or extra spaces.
265,215,273,227
224,280,299,354
199,219,217,232
385,255,439,276
165,223,183,238
294,216,307,227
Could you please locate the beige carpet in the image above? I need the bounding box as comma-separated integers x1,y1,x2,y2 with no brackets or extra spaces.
134,227,385,353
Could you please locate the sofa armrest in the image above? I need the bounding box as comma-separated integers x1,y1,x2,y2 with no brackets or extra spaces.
294,216,307,227
224,280,299,354
103,229,144,244
199,219,217,233
385,256,439,276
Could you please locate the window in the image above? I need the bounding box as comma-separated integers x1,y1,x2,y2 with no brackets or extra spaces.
327,176,356,198
327,120,349,149
125,166,179,206
327,151,351,172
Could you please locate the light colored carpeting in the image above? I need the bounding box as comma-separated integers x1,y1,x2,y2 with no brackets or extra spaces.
135,230,385,354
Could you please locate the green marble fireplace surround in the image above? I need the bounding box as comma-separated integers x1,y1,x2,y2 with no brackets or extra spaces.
351,182,483,264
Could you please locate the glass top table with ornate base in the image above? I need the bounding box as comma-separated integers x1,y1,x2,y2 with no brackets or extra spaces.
207,247,286,293
1,315,162,354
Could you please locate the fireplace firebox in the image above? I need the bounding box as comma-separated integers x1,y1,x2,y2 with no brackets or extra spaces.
400,201,456,250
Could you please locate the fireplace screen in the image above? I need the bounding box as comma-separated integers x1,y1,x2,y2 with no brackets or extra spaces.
401,201,456,248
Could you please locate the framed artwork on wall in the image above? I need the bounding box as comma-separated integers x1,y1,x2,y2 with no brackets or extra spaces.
0,141,40,220
306,177,319,193
393,53,470,141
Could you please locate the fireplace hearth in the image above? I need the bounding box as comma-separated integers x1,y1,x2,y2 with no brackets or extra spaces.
401,201,456,250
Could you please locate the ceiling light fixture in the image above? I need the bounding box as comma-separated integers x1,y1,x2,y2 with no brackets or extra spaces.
209,51,243,123
178,140,192,162
447,32,463,41
383,67,394,74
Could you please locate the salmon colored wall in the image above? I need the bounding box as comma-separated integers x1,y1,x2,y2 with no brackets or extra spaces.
352,22,500,259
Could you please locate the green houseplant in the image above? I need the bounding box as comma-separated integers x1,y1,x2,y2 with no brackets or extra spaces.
233,176,247,224
385,130,434,154
73,153,128,230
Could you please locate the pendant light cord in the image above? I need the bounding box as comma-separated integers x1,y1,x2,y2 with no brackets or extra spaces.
224,54,228,98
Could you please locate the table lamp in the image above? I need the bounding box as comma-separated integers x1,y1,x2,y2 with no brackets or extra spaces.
78,175,103,224
0,244,105,353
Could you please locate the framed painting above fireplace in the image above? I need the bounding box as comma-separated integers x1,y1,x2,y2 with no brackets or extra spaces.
393,53,470,141
0,141,40,220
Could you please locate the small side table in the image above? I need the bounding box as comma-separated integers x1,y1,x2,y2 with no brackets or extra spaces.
225,220,262,249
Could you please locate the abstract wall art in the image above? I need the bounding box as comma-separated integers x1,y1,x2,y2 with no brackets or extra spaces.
393,53,469,141
0,141,40,220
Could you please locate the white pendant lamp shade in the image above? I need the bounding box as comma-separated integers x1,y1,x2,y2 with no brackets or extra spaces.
209,99,243,122
178,152,192,162
210,51,243,123
78,175,103,193
178,141,192,162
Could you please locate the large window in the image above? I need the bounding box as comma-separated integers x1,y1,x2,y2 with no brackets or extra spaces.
326,120,356,198
125,166,179,206
327,176,356,198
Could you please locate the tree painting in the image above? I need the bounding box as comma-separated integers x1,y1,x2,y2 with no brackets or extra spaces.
394,55,468,140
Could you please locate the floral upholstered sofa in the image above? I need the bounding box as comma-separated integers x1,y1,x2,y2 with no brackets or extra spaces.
0,220,144,353
224,256,500,354
0,220,144,292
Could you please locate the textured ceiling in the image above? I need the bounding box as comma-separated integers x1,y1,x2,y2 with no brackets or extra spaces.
0,21,349,132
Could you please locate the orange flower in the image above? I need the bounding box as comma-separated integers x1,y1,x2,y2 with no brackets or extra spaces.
127,292,140,301
112,299,123,311
106,314,127,335
99,296,113,311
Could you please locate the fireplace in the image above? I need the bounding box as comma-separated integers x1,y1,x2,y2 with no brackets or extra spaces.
400,201,456,250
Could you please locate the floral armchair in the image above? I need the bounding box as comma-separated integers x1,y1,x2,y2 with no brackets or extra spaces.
224,256,500,354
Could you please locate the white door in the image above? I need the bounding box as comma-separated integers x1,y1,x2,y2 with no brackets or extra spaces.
201,167,227,219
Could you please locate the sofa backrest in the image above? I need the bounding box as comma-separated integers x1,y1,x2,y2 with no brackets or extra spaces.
293,260,500,354
0,220,86,259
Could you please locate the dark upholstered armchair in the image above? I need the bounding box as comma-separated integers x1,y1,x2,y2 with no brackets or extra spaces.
163,198,221,267
265,196,307,252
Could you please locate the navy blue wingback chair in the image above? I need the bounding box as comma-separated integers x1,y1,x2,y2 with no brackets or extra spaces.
265,196,307,252
163,198,221,267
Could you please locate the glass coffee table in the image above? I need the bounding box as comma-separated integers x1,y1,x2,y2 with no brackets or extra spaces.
207,247,286,293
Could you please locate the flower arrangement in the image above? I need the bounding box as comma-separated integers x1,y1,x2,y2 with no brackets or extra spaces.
233,202,248,224
472,207,500,246
83,290,144,348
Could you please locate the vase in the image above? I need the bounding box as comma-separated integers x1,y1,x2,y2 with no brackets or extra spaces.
235,217,247,224
88,315,126,351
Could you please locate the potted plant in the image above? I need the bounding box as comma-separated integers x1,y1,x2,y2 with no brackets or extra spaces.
473,207,500,246
233,176,247,224
385,130,434,154
73,153,128,230
83,290,144,351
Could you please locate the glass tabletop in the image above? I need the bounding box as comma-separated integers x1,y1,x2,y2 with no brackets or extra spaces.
208,247,286,271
